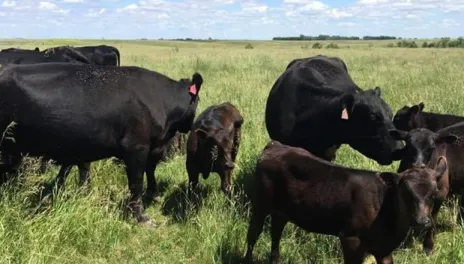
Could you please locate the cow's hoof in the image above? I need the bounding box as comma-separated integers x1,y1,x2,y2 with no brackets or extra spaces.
424,248,434,256
152,195,162,203
139,219,156,229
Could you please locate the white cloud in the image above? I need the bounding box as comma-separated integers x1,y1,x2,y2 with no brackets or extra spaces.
326,9,353,18
358,0,388,5
63,0,83,3
117,4,138,12
338,22,355,27
39,1,69,14
39,2,56,10
405,13,419,19
284,0,312,4
441,18,460,27
2,1,16,7
242,3,268,13
300,1,328,11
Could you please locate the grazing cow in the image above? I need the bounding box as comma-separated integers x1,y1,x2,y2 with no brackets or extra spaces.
0,62,203,224
265,55,403,165
244,140,447,264
186,102,243,196
0,46,91,65
391,123,462,255
1,47,40,53
393,102,464,132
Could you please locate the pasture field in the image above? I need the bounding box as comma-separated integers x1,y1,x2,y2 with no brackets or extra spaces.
0,39,464,264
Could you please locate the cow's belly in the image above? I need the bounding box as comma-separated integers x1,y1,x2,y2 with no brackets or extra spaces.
275,203,351,237
12,124,122,163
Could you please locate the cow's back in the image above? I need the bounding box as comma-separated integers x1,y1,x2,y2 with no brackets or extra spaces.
265,55,357,145
255,141,380,235
0,63,186,163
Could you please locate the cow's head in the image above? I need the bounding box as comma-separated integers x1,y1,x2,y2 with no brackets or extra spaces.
393,103,425,131
340,87,404,165
390,128,457,172
395,157,448,229
195,125,236,172
176,73,203,133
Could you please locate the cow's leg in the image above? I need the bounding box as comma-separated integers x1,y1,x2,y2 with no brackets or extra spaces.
231,127,241,162
340,237,365,264
186,155,199,190
145,152,163,202
375,255,393,264
270,213,288,264
423,200,443,256
77,162,91,186
125,146,151,224
243,207,267,264
219,170,233,198
54,165,73,188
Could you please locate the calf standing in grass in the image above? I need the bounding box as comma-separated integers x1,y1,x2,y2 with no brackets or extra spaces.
393,102,464,132
244,140,447,264
186,102,243,196
391,123,462,255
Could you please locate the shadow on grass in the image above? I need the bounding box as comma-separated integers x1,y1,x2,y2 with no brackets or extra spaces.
214,235,268,264
161,182,210,224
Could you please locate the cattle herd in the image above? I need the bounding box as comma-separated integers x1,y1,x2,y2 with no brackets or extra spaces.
0,46,462,263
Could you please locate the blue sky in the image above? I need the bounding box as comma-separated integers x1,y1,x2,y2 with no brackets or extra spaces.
0,0,463,39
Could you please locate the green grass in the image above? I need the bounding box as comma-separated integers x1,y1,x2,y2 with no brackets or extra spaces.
1,40,464,263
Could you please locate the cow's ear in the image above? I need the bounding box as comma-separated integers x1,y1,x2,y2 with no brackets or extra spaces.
189,73,203,96
389,129,409,141
195,128,209,138
410,104,423,115
433,156,448,182
418,102,425,112
34,47,40,52
435,134,458,145
379,172,401,187
340,94,355,120
373,86,381,97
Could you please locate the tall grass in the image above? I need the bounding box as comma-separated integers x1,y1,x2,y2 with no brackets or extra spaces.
0,40,463,263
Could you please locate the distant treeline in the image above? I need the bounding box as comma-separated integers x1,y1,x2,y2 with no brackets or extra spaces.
391,37,464,48
272,35,397,41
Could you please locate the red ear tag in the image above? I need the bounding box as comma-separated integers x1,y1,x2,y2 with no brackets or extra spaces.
341,108,349,120
189,84,197,95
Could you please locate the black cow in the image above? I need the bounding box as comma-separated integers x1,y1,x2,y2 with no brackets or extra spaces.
0,46,93,185
0,46,91,65
393,102,464,132
1,47,40,53
0,62,203,225
186,102,243,196
391,123,462,255
74,45,120,66
244,140,447,264
44,45,120,66
265,55,403,165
